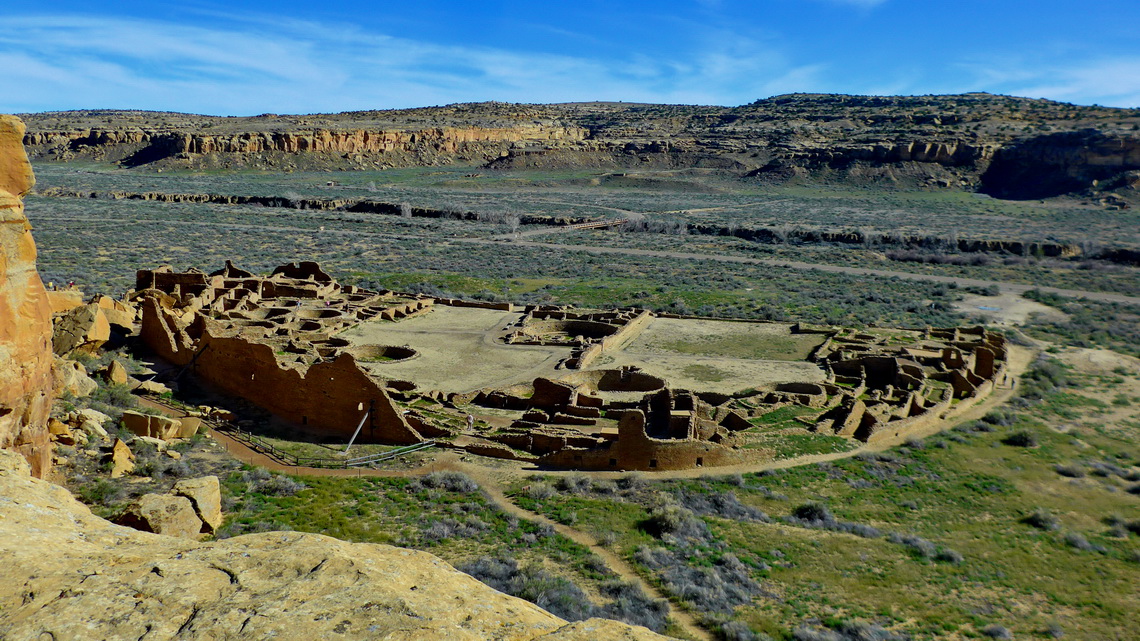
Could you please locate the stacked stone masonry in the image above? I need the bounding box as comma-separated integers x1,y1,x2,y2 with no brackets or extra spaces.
137,263,1009,472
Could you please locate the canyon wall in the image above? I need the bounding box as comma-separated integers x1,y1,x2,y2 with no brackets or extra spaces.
24,124,590,168
0,115,54,478
19,96,1140,196
981,130,1140,199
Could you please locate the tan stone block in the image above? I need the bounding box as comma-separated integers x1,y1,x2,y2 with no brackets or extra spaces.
107,438,135,478
114,493,202,539
173,476,222,534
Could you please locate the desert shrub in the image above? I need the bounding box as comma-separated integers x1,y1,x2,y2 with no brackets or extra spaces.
791,501,833,523
591,479,618,494
1024,508,1061,531
634,545,764,615
1087,461,1127,477
792,620,907,641
525,482,556,501
411,471,479,493
618,473,645,490
676,489,770,522
981,624,1013,639
785,502,881,539
934,547,965,564
458,556,668,631
1054,463,1086,478
1063,531,1105,552
721,620,761,641
241,468,307,496
981,409,1016,427
1002,430,1038,447
75,477,124,507
642,504,710,540
421,516,489,542
888,532,937,559
970,420,997,433
595,579,670,631
557,474,591,494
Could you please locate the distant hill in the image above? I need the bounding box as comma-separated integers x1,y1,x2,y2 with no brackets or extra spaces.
19,94,1140,200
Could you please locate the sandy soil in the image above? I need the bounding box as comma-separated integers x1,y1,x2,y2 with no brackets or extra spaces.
952,292,1069,326
605,317,825,393
341,307,568,393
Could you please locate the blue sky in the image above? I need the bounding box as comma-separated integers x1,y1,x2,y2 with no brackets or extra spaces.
2,1,1138,115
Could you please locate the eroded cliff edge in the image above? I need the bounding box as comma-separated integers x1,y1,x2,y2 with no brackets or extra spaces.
0,450,668,640
0,115,54,478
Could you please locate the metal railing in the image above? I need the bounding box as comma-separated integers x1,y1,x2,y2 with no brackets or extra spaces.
139,393,437,470
216,422,435,469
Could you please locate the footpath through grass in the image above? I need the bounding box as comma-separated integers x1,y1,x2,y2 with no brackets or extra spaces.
505,355,1140,640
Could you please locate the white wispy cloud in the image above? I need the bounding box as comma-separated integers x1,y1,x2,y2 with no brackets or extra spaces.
0,13,821,114
959,57,1140,108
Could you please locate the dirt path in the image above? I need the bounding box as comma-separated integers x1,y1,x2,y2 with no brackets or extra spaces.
192,425,706,639
436,457,712,641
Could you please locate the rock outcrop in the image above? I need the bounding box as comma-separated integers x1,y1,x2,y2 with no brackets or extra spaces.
114,492,203,538
980,129,1140,199
172,476,223,534
0,450,668,640
52,301,111,355
0,115,54,478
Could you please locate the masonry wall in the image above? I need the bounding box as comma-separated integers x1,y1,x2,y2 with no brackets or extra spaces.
141,300,421,444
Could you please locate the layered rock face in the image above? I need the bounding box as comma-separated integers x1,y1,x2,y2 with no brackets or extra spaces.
22,95,1140,196
0,115,54,478
981,130,1140,199
0,450,667,640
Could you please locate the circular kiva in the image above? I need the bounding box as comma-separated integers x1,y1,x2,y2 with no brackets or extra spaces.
293,308,344,320
520,319,619,341
349,344,419,363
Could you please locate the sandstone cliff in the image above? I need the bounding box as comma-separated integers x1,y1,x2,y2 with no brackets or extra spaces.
0,450,669,640
20,94,1140,197
0,115,54,478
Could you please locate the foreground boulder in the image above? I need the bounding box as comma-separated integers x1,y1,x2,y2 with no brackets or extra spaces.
0,450,669,640
52,302,111,355
0,115,54,478
114,493,204,539
173,476,223,534
52,354,98,397
121,410,198,440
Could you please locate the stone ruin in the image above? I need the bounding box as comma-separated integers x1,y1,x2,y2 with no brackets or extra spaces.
134,261,1010,471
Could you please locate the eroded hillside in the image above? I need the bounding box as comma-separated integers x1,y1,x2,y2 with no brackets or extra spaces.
20,94,1140,199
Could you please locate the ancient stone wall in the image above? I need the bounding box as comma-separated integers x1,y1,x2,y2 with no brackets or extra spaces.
0,115,54,477
140,294,421,444
540,410,746,471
